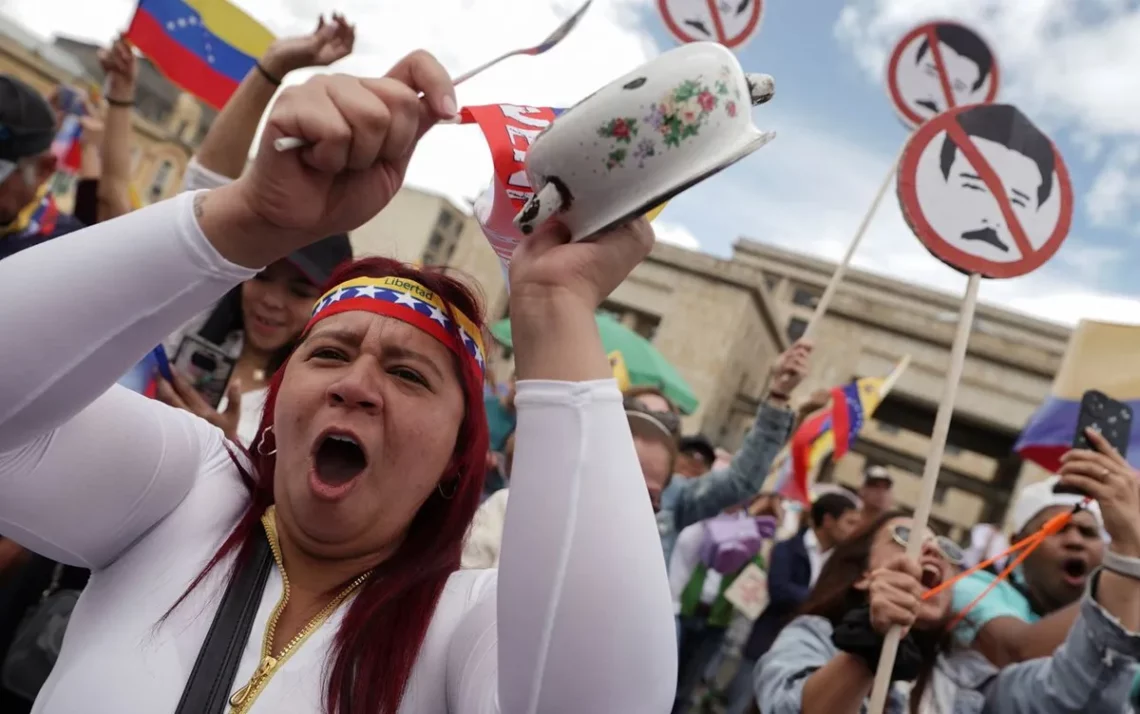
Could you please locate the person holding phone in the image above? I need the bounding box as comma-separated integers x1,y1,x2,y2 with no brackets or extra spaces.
157,235,352,446
154,16,358,446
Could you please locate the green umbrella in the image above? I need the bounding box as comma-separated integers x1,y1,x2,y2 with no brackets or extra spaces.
489,312,699,414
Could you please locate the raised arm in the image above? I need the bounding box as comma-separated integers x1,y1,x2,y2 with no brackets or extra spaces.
673,341,811,530
95,35,138,221
444,219,676,712
0,193,256,568
982,572,1140,713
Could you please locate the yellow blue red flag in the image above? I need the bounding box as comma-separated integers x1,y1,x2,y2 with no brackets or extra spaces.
127,0,275,110
1015,320,1140,471
765,358,909,504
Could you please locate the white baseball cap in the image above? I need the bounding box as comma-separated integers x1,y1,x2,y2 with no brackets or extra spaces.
1009,475,1103,536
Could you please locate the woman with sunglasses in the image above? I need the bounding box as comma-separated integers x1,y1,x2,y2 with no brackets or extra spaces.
755,474,1140,714
0,57,676,713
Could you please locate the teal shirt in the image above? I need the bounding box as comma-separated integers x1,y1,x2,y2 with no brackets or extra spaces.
950,569,1037,646
483,394,516,452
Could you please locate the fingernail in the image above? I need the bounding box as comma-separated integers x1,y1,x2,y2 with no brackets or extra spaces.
440,95,458,118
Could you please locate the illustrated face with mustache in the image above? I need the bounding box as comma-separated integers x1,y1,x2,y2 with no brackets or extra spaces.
910,41,982,119
927,136,1050,264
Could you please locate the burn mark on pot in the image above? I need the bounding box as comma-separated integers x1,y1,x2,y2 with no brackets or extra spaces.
622,77,647,90
547,175,573,212
517,197,542,234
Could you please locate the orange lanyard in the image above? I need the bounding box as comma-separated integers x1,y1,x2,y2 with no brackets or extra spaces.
922,500,1089,630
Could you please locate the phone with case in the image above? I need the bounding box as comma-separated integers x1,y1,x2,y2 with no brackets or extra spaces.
1056,389,1133,496
172,334,236,410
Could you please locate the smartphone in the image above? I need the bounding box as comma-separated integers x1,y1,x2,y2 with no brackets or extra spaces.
1056,389,1133,496
172,334,236,410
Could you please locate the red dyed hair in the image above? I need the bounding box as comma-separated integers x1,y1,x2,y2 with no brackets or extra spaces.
170,257,489,714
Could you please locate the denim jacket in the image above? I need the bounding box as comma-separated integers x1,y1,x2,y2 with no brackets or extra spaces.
754,570,1140,713
657,402,793,564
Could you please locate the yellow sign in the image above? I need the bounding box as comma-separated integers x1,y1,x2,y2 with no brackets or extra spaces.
608,350,631,391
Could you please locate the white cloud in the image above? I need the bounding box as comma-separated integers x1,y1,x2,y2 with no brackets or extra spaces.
834,0,1140,138
1085,142,1140,228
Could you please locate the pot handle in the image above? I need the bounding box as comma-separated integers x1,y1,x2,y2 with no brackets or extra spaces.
745,73,775,106
513,182,564,235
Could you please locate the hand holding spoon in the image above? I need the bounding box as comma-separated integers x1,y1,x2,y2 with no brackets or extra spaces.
273,0,593,152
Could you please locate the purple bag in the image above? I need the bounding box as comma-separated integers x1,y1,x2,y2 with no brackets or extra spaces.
699,513,778,574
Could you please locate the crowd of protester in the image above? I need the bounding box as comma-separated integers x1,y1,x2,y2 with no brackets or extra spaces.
0,16,1138,714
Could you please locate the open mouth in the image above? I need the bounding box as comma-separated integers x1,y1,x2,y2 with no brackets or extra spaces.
920,563,943,590
312,431,368,494
252,314,285,330
1061,558,1089,584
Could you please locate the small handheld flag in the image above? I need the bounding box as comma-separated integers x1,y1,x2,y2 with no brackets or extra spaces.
127,0,276,110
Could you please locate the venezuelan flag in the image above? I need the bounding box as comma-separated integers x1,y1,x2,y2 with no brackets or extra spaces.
764,358,910,504
127,0,275,110
1015,320,1140,472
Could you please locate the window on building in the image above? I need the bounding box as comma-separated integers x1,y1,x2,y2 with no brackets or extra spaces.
437,210,454,228
763,273,779,290
148,160,174,203
421,230,448,265
786,317,807,342
791,286,820,308
876,421,901,435
945,443,963,456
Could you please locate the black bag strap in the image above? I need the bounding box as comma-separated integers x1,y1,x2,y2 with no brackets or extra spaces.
175,534,274,714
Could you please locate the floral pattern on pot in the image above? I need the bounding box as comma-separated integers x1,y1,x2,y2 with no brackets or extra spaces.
596,72,743,171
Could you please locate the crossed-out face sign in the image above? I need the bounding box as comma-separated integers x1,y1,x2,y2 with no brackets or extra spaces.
887,21,1000,129
657,0,764,51
897,103,1073,279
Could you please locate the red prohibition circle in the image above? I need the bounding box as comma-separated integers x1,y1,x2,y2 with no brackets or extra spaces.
897,104,1073,279
657,0,764,49
885,21,1001,129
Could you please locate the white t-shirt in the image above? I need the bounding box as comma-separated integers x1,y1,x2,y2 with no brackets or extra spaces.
0,192,676,713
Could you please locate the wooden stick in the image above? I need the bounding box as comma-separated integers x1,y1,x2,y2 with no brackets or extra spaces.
879,354,911,397
865,272,981,714
802,145,905,341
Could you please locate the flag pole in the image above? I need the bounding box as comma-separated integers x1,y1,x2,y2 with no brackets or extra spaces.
878,354,911,398
802,143,906,341
866,275,980,714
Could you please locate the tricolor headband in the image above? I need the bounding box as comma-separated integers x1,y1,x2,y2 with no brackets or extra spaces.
307,276,486,374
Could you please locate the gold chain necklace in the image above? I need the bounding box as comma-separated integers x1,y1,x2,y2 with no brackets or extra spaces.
228,507,371,713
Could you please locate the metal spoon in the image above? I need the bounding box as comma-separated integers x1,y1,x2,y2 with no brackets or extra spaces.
273,0,593,152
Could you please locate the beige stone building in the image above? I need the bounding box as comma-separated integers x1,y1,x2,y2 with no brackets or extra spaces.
352,187,1074,539
0,23,213,209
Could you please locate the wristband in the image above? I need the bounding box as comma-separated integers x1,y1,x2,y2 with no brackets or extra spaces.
106,97,134,108
256,61,282,86
767,390,789,402
1103,550,1140,580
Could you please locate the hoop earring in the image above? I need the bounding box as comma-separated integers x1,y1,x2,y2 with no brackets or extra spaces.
256,425,277,456
437,478,458,500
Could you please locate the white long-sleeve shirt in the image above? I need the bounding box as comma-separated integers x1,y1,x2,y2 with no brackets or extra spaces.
0,191,676,713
